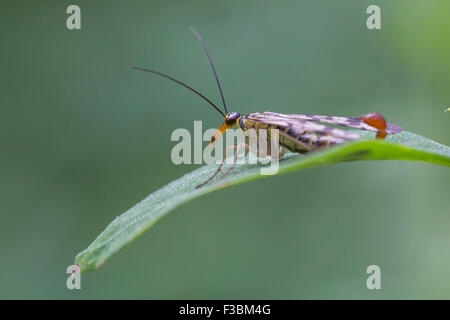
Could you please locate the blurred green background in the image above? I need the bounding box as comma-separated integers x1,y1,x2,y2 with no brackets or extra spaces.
1,0,449,299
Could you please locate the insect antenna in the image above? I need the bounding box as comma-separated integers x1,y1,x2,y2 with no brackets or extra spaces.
189,26,228,114
132,66,225,117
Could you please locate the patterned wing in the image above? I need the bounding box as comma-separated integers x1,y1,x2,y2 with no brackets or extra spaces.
260,112,402,134
245,112,362,141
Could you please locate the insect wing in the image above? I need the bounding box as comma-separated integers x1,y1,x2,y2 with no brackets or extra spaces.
261,112,402,134
245,112,361,141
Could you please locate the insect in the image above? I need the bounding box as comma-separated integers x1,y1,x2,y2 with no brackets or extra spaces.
133,27,402,187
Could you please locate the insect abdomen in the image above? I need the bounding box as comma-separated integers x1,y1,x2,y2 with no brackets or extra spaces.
240,116,344,153
278,127,346,153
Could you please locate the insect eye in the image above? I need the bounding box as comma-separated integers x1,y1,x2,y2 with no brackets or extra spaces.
225,112,240,125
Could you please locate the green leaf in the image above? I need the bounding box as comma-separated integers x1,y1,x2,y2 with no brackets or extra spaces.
75,131,450,272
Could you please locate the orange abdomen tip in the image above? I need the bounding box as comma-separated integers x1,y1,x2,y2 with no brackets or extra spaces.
358,112,387,140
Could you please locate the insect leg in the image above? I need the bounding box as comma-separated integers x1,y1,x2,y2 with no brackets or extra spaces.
220,142,249,180
195,142,248,188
